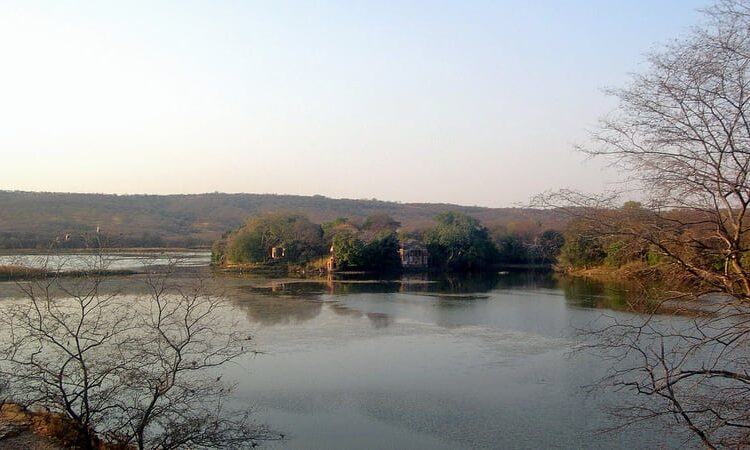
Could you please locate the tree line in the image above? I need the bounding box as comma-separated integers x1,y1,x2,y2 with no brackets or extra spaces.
212,211,565,272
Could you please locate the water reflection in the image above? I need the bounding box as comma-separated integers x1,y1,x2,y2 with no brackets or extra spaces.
217,270,642,332
231,288,324,326
221,272,560,330
328,303,395,329
558,276,631,310
220,270,561,297
218,271,684,449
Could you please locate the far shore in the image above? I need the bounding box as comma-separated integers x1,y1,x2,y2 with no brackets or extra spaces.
0,265,141,282
0,247,210,256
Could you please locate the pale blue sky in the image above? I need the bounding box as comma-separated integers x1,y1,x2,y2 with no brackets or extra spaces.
0,0,707,206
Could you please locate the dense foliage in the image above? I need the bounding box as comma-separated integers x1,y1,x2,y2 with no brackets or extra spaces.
554,204,696,274
214,211,566,272
331,230,402,271
222,213,325,264
425,211,563,270
558,235,607,269
424,212,498,271
493,228,565,265
326,214,402,271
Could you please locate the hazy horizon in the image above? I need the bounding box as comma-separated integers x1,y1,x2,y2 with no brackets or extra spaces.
0,188,533,209
1,1,707,207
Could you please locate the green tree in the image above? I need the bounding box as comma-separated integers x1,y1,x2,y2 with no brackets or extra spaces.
223,213,325,264
226,229,266,263
331,231,365,269
328,215,402,271
322,217,358,246
495,234,528,264
361,232,402,271
424,212,498,271
558,235,606,269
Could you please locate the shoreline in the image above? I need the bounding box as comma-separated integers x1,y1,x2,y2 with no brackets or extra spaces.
0,266,141,282
0,247,210,256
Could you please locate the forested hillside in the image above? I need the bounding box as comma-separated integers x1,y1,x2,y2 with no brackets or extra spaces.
0,191,566,248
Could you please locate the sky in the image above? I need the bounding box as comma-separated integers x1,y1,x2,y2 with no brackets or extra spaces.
0,0,709,207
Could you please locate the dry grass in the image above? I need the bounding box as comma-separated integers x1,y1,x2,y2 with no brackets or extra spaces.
0,265,46,281
0,265,139,282
562,261,711,315
565,261,699,287
0,404,132,450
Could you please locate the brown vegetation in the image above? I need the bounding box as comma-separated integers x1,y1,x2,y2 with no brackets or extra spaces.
0,403,107,450
0,191,567,249
0,265,47,281
0,265,138,281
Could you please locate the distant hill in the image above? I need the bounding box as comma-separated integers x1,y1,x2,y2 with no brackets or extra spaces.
0,191,567,248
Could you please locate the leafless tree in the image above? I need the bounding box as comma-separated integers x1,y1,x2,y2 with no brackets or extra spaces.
560,0,750,298
0,254,280,449
583,298,750,449
539,1,750,447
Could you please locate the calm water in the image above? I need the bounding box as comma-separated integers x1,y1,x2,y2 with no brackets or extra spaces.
217,272,687,449
0,253,692,449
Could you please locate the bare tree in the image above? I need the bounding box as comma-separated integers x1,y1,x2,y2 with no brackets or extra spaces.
113,268,277,450
539,1,750,447
559,0,750,298
584,299,750,449
0,255,280,449
0,261,134,448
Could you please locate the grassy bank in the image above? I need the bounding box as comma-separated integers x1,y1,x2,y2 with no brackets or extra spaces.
0,265,48,281
0,247,209,256
561,261,701,289
0,265,139,282
560,261,712,315
561,262,656,283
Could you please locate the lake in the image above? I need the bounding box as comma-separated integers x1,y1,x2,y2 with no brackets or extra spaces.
220,273,686,449
0,252,691,449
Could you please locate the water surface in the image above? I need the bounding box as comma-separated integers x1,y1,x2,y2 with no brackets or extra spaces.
216,272,685,449
0,254,690,448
